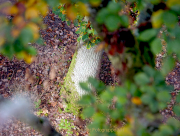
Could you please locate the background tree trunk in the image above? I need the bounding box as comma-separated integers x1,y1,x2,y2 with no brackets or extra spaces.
62,41,102,96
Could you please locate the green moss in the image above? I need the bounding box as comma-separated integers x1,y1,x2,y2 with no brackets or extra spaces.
60,49,81,116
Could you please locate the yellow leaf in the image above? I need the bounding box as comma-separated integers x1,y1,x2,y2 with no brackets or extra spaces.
125,116,134,123
77,2,89,16
16,51,35,64
116,126,133,136
16,51,26,59
10,6,18,14
131,97,142,105
25,7,39,20
25,0,36,8
36,1,48,16
66,5,77,21
24,53,35,64
27,23,39,40
3,5,18,15
62,10,66,14
89,0,101,7
166,0,180,7
13,16,26,29
152,9,164,28
95,42,106,52
11,29,20,38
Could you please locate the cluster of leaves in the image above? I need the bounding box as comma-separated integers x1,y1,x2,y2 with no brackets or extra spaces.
52,3,101,49
78,70,180,136
0,0,47,63
58,119,75,135
96,1,129,31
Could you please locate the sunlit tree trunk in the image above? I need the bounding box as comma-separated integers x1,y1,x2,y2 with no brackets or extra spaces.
63,40,102,97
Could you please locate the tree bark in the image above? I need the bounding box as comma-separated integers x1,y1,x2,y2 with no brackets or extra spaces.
63,40,102,96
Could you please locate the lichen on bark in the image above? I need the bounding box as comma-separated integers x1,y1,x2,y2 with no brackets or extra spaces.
61,41,102,115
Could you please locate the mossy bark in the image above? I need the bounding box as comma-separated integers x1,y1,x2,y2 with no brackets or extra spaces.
60,42,102,115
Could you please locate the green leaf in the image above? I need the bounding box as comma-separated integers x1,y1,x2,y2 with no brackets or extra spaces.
138,29,157,41
92,113,106,123
82,107,95,118
170,5,180,14
152,9,164,28
158,102,167,110
77,36,82,42
100,91,113,102
19,27,33,45
150,38,162,55
105,15,121,31
96,8,109,24
143,65,156,77
88,77,99,88
36,38,44,45
82,34,89,41
134,72,150,86
44,0,59,7
176,94,180,103
152,131,164,136
13,39,24,52
141,94,153,104
78,95,95,105
149,101,158,112
119,15,129,27
26,46,37,55
67,20,71,26
159,125,174,135
161,57,175,76
73,19,79,27
163,11,177,28
154,71,164,85
157,91,171,102
114,86,127,97
97,103,110,113
1,43,14,59
79,82,91,92
167,118,180,130
126,82,137,95
167,39,180,54
140,86,156,96
117,97,127,105
173,105,180,116
107,1,121,14
110,110,120,119
96,82,106,92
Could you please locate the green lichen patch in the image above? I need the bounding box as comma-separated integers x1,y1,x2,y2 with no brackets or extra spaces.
60,49,81,116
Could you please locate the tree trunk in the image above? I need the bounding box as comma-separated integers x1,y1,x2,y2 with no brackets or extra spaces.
60,41,102,114
63,41,102,95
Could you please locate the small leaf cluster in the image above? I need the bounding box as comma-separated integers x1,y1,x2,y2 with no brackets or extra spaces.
58,119,75,135
78,64,177,135
52,3,101,49
96,1,129,31
0,0,47,63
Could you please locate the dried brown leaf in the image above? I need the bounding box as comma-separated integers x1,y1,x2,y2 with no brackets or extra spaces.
43,80,49,89
49,67,56,80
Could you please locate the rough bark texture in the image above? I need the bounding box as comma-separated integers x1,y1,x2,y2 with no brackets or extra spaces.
63,41,102,97
71,42,102,96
